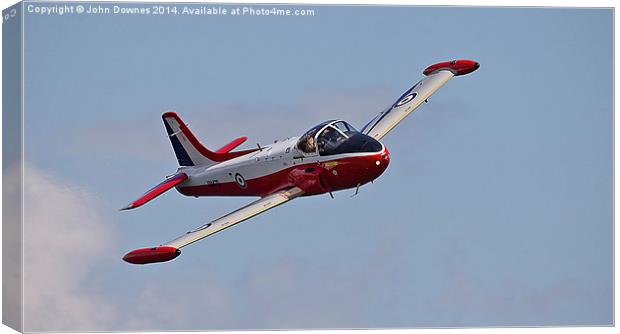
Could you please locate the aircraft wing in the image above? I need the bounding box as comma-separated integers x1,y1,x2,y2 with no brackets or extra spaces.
123,186,304,264
362,59,479,141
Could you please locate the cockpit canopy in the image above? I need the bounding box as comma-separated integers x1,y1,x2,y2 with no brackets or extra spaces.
297,120,382,156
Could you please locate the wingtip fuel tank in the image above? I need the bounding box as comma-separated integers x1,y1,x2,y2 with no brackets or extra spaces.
123,246,181,264
423,59,480,76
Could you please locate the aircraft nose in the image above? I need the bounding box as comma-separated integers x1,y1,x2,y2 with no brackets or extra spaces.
382,146,390,163
379,146,390,171
370,145,390,178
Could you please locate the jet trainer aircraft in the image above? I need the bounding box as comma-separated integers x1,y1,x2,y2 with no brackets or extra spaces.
122,60,480,264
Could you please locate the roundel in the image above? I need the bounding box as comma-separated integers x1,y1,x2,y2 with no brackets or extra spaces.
234,173,247,188
395,92,417,107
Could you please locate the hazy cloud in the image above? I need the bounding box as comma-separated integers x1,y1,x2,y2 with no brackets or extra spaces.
17,165,232,331
21,164,119,331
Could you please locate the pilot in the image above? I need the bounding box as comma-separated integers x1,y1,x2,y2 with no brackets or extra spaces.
306,136,315,152
324,127,337,142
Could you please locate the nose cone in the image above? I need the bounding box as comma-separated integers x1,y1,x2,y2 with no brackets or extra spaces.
382,146,390,164
377,146,390,174
367,144,391,181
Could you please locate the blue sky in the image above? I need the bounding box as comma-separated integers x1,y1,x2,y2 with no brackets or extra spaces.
18,3,612,331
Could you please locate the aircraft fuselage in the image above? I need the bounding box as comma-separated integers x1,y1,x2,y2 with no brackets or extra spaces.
177,136,390,197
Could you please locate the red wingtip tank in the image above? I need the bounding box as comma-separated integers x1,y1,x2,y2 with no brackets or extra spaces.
123,246,181,264
423,59,480,76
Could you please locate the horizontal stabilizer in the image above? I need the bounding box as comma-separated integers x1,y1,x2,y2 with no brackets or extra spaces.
120,173,188,210
215,136,248,154
162,112,258,167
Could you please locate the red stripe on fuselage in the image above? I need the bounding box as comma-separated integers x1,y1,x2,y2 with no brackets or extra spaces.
177,151,390,197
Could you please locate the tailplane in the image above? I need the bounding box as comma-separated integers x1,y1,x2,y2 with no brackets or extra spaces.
162,112,256,167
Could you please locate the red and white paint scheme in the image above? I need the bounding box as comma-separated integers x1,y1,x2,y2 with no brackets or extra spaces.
122,60,480,264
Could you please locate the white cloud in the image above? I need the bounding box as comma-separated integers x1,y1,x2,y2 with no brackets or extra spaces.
21,164,119,331
3,163,24,330
14,164,236,331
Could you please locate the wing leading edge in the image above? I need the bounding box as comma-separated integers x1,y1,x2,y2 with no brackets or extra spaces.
123,187,304,264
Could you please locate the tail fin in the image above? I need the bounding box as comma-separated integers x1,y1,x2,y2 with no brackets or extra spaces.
162,112,257,167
